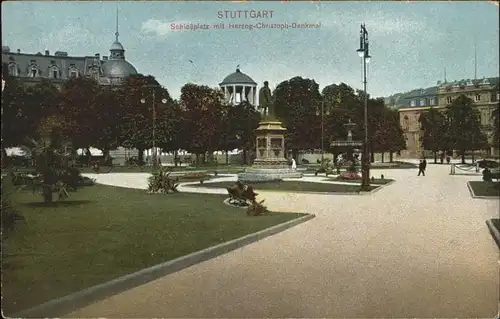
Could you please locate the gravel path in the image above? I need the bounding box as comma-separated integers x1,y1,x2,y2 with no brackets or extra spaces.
71,164,499,318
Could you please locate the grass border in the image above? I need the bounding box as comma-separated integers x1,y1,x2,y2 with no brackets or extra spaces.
486,219,500,250
467,181,500,199
11,213,315,318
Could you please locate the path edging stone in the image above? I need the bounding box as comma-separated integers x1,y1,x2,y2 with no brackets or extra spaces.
486,219,500,250
11,213,315,318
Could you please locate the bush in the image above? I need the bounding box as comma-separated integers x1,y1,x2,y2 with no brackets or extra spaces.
246,199,267,216
148,169,179,193
340,172,361,180
302,159,310,164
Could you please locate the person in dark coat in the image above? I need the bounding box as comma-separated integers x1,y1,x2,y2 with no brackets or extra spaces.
417,160,425,176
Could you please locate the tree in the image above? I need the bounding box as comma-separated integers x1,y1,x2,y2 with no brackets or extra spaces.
492,104,500,150
119,75,173,164
418,107,448,163
2,79,58,150
372,109,406,162
180,84,226,165
273,76,321,159
156,99,184,158
59,77,101,162
93,87,124,163
225,100,261,164
445,94,488,163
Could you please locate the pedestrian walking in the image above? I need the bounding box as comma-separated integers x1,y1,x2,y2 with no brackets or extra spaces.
417,160,425,176
422,158,427,175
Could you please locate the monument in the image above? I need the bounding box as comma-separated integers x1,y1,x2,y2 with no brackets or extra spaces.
238,81,303,182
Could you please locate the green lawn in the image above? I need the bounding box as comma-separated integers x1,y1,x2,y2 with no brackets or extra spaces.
73,165,246,174
468,181,500,197
2,184,304,315
329,178,394,185
187,181,379,193
492,219,500,231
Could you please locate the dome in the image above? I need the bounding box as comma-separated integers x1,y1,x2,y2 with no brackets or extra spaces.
110,41,124,51
102,59,138,78
219,68,256,86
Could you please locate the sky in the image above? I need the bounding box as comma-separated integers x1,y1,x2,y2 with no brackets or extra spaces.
2,1,499,100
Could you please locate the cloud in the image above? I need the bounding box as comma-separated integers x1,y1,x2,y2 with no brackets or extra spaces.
38,24,95,52
141,18,191,38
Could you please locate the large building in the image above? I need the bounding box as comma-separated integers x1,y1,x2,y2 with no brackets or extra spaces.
391,77,499,158
1,14,137,88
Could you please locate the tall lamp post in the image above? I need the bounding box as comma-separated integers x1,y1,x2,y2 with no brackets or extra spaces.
356,23,372,190
316,100,331,163
140,84,167,170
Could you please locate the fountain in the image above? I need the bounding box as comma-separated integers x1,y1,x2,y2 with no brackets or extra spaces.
330,119,363,164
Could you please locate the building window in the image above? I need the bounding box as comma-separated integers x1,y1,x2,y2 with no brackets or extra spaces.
410,100,416,107
475,94,481,102
31,68,37,77
420,99,425,106
429,97,436,105
70,71,77,78
446,96,452,104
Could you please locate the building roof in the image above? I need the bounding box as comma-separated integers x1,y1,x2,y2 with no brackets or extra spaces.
110,41,125,51
101,59,138,78
219,68,256,86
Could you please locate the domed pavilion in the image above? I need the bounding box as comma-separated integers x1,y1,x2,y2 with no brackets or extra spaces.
219,68,257,105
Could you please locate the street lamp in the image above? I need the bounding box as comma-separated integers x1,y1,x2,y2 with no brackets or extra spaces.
316,100,331,163
140,84,168,170
357,23,372,190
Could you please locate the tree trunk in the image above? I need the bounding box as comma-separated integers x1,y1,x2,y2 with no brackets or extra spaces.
86,147,92,166
461,152,465,164
389,152,394,163
243,149,248,165
471,150,475,163
103,148,111,165
195,153,200,166
370,151,375,163
433,151,437,164
174,150,178,167
138,148,145,165
42,185,53,204
226,151,229,165
381,153,385,163
292,148,299,162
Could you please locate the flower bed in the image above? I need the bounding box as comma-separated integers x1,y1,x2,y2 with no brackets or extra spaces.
339,172,361,180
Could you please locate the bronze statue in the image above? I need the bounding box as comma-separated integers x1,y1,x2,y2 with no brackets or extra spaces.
258,81,274,119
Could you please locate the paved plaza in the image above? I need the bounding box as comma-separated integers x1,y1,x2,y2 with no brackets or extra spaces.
69,163,499,318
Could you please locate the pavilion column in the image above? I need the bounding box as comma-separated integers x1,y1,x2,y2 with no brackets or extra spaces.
224,86,228,102
232,85,236,104
249,86,254,105
242,85,246,102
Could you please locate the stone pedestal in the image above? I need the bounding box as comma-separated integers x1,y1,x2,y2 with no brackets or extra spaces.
238,120,303,182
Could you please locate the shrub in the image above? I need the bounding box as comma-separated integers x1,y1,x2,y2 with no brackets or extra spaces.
148,169,179,193
340,172,361,180
246,199,267,216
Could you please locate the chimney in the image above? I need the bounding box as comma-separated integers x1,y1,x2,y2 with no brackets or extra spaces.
95,53,100,59
45,50,50,56
17,49,21,54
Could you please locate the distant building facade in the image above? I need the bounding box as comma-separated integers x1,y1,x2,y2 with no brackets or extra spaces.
1,16,137,89
395,77,499,158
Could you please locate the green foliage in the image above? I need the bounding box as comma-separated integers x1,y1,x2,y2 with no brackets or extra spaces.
1,174,25,238
419,107,449,153
246,199,268,216
273,77,322,154
445,94,488,163
24,133,85,203
180,84,226,158
147,169,180,193
492,105,500,148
